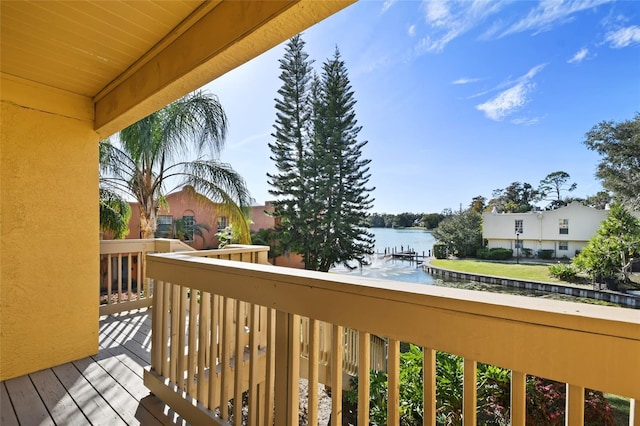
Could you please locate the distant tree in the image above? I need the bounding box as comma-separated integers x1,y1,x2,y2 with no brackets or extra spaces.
488,182,538,212
394,212,418,228
99,188,131,239
584,191,612,209
432,210,483,257
538,171,577,209
573,204,640,284
422,213,445,229
368,213,386,228
583,113,640,209
469,195,486,213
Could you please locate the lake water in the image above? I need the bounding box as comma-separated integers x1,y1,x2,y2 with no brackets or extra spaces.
329,227,580,301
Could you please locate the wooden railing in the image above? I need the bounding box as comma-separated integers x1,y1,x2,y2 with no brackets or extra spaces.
100,239,196,315
144,251,640,426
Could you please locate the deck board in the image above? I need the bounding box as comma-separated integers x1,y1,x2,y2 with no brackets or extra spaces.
4,375,54,426
0,308,185,426
30,368,88,426
0,382,19,426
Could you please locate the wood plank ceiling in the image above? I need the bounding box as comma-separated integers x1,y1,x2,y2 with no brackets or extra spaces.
1,1,205,98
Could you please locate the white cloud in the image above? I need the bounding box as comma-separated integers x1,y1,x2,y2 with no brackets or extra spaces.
502,0,613,36
381,0,398,15
568,48,589,63
605,25,640,48
408,24,416,37
415,0,506,53
452,77,481,85
475,64,546,121
511,116,541,126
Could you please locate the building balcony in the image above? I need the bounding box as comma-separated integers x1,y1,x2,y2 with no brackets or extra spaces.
1,241,638,425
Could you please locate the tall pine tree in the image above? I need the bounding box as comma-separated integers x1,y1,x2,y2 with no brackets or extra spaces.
269,38,374,272
311,48,374,271
267,35,314,261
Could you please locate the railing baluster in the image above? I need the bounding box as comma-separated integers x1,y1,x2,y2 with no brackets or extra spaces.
264,308,276,426
198,292,211,402
387,338,400,425
358,331,370,426
117,253,122,303
137,252,142,300
423,347,436,426
248,303,260,426
463,359,477,426
127,253,133,301
107,254,112,305
331,324,344,425
274,312,300,425
220,297,233,420
150,279,163,371
187,288,198,397
511,371,526,425
208,294,219,410
177,286,188,391
169,284,180,383
566,384,585,426
308,318,319,425
161,281,171,377
234,300,245,423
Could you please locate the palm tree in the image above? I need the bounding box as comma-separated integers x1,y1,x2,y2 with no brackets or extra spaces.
99,188,131,239
99,91,253,241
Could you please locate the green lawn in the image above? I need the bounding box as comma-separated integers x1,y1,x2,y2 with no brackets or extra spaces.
428,259,573,284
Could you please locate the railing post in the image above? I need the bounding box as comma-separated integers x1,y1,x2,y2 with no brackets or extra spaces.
511,371,526,425
274,311,299,425
423,347,436,426
463,359,477,426
565,384,584,426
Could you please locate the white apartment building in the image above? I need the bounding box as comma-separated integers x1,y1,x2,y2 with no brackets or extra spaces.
482,201,609,259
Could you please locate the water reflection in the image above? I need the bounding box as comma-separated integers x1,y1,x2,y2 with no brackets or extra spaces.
330,255,599,304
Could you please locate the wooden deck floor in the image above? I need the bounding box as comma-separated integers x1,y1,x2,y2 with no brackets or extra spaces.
1,309,187,426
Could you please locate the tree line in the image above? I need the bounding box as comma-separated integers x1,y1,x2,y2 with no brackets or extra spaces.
429,113,640,286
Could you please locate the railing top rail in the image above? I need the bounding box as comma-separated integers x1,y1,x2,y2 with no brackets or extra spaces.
147,252,640,398
184,244,270,257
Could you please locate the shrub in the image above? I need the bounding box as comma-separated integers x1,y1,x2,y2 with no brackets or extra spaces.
346,345,615,426
548,263,578,281
477,247,513,260
538,249,555,259
522,248,533,257
433,243,448,259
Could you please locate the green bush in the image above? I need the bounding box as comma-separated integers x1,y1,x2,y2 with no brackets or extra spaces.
538,249,555,259
548,263,578,281
476,247,513,260
346,345,615,426
433,243,448,259
522,248,533,257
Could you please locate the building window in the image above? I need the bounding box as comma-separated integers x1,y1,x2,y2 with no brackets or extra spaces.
155,215,173,238
558,241,568,251
514,219,523,234
559,219,569,234
182,215,195,241
217,216,228,231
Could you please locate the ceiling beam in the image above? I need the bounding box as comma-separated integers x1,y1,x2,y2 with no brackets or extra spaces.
95,0,354,138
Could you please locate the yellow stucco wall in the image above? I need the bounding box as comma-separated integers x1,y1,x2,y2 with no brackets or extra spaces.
0,81,99,380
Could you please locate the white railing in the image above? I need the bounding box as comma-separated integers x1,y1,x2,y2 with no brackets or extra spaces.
143,251,639,426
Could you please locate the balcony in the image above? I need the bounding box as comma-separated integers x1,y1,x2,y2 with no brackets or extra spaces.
1,241,638,425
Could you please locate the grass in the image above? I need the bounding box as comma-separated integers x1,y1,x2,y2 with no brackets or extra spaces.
428,258,572,284
605,393,630,425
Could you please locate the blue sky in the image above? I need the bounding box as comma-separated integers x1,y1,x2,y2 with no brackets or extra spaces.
204,0,640,214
